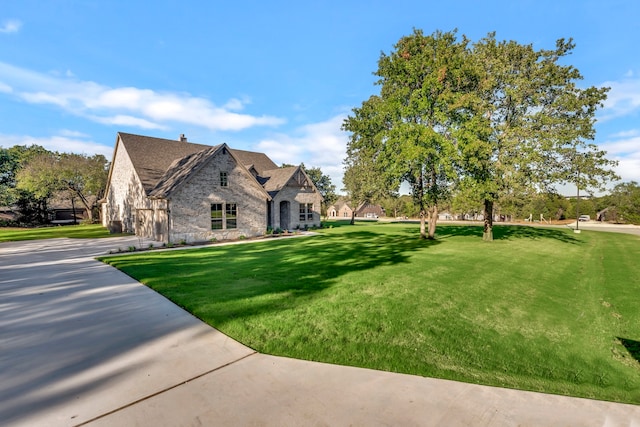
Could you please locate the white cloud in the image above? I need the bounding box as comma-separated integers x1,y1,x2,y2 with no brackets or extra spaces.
0,81,11,93
0,20,21,34
59,129,90,138
609,129,640,138
600,131,640,183
0,61,285,132
600,76,640,121
254,114,349,190
89,114,168,130
0,133,113,158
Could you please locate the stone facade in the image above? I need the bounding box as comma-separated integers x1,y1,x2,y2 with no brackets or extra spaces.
270,184,322,231
167,149,267,242
101,139,150,234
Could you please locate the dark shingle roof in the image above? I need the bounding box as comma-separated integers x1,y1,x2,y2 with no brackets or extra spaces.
261,167,298,197
229,148,278,175
118,132,279,197
118,133,211,194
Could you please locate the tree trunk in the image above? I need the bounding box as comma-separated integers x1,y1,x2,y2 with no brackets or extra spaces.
71,188,94,222
483,199,494,241
350,209,355,225
71,197,78,225
419,210,427,239
427,205,438,239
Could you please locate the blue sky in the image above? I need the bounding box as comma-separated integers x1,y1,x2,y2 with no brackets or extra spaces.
1,0,639,194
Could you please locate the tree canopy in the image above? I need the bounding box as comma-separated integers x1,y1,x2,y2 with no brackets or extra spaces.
1,145,109,224
343,29,618,240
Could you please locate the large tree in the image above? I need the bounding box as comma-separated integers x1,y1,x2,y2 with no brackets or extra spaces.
466,34,617,240
344,30,474,238
345,29,618,241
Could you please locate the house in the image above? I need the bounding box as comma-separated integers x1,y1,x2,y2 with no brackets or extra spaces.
101,132,322,243
327,197,353,219
355,202,385,219
326,198,385,219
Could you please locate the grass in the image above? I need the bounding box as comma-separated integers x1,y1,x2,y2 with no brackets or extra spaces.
100,222,640,404
0,223,122,241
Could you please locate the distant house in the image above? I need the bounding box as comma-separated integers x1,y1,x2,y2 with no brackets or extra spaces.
355,202,385,219
101,133,322,243
327,197,353,219
326,198,385,219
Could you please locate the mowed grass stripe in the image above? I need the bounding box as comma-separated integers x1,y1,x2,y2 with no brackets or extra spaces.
101,222,640,404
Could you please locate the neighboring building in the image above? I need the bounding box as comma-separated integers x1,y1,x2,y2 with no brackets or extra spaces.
326,198,385,219
355,202,385,219
327,197,354,219
101,133,322,243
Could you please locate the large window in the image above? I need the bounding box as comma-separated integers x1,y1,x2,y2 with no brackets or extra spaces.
211,202,237,230
220,171,228,187
211,203,223,229
226,203,237,229
299,203,313,222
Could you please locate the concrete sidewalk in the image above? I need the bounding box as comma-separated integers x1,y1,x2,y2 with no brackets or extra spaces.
1,236,639,426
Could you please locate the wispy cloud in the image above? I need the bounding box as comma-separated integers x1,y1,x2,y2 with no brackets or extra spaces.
600,131,640,183
0,62,285,132
254,114,348,189
599,76,640,121
0,133,113,158
0,20,22,34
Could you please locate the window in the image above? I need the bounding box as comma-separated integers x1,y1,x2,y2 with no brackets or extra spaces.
211,203,223,229
211,202,237,230
226,203,237,229
299,203,313,222
220,171,228,187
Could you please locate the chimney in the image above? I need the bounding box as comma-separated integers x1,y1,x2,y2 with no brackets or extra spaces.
179,134,187,142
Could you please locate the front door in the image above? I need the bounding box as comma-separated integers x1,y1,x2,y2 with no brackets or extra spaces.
279,201,290,231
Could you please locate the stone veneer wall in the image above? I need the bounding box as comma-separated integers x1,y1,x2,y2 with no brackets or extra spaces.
271,185,322,230
168,149,268,243
101,138,151,234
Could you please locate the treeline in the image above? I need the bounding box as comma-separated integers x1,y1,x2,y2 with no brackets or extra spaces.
375,184,640,225
0,145,109,226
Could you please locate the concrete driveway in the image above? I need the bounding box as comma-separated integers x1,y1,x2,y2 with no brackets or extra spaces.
1,236,639,426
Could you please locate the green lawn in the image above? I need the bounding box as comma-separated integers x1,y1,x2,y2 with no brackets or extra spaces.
100,222,640,404
0,223,119,241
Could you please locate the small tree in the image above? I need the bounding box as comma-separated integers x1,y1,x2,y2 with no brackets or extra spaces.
303,165,337,218
608,181,640,224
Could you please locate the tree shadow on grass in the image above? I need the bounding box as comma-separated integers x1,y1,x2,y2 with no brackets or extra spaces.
105,223,583,330
618,338,640,364
435,224,583,244
106,229,441,323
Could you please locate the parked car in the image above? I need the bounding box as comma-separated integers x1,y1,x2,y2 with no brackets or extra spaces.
578,215,590,222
